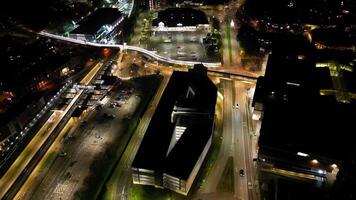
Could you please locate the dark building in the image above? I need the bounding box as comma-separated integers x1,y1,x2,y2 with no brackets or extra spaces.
69,8,125,42
132,64,217,195
152,8,209,31
71,106,87,118
252,39,356,183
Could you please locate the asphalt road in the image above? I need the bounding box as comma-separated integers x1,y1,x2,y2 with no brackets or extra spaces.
202,79,234,194
194,77,257,200
0,112,60,199
233,82,249,200
8,61,104,200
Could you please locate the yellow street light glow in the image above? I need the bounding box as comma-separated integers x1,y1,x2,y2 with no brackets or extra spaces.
217,91,224,100
311,159,319,164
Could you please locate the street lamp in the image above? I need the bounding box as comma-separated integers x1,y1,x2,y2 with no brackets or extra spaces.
297,152,309,157
311,159,319,164
331,164,338,169
230,20,235,28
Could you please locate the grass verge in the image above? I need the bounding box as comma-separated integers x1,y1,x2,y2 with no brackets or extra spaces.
130,184,186,200
225,23,233,65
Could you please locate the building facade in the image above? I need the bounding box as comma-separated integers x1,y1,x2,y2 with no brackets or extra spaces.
132,64,217,195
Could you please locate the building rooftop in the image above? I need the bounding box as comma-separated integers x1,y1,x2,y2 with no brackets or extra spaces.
255,44,356,166
71,8,123,35
311,28,356,48
132,66,217,180
343,70,356,93
259,95,356,162
152,8,209,27
276,178,323,200
71,106,87,117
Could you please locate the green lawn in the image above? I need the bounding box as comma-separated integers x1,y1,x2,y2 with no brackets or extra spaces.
130,185,186,200
39,151,57,172
225,23,233,65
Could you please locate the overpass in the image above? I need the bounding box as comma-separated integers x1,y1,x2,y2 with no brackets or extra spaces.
39,32,221,68
39,32,259,82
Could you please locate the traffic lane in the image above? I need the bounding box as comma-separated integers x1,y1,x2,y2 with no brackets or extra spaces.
0,111,62,199
241,89,258,200
12,118,77,200
233,82,250,200
5,60,100,199
201,79,234,194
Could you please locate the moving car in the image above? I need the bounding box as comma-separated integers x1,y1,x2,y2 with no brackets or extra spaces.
239,169,245,177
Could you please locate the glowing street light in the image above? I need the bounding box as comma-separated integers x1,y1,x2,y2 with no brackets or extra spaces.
297,152,309,157
230,20,235,28
331,164,338,169
311,159,319,164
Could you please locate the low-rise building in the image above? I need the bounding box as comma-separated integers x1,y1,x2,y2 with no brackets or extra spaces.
69,8,125,42
152,8,209,32
252,42,356,183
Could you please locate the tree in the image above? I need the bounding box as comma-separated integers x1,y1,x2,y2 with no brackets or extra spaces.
237,25,260,55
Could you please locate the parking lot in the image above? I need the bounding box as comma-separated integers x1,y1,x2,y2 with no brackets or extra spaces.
147,30,218,62
30,80,140,200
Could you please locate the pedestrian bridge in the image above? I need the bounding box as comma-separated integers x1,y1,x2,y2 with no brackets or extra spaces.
39,32,222,68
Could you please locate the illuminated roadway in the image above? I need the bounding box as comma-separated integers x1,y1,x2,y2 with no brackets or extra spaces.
196,78,257,200
233,82,251,200
202,79,234,196
0,61,102,200
12,62,103,200
0,111,62,199
13,118,76,200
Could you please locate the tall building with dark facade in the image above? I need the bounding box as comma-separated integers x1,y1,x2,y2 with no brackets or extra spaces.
252,35,356,184
132,64,217,195
69,8,125,42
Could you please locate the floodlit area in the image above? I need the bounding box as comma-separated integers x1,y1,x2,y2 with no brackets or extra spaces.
147,30,214,62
